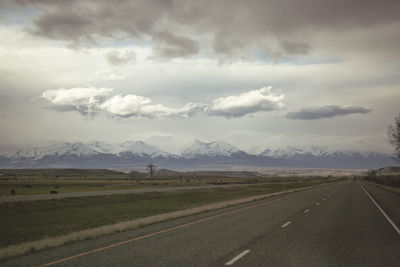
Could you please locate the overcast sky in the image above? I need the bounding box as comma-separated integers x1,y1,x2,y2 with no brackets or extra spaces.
0,0,399,154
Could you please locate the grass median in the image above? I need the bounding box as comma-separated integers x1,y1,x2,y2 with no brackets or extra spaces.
0,181,325,249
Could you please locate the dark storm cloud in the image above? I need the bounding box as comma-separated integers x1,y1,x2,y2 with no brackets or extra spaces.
152,30,199,58
31,11,94,42
106,50,136,65
286,105,372,120
5,0,400,59
48,105,95,117
9,0,171,43
281,41,310,55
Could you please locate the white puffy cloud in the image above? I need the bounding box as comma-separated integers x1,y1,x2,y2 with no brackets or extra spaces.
207,86,284,118
100,94,206,118
100,94,175,118
99,94,151,116
41,86,285,119
41,88,205,119
37,87,371,123
41,87,113,115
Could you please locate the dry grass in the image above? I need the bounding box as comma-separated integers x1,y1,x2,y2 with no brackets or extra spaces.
364,181,400,194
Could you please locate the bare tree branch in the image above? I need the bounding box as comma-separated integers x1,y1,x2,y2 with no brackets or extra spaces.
388,112,400,159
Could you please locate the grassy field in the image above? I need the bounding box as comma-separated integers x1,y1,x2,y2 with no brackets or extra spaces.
0,169,232,195
0,178,265,196
0,181,328,248
363,180,400,194
0,168,323,196
0,179,200,195
0,169,127,179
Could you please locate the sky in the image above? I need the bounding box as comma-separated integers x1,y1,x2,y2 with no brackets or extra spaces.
0,0,399,154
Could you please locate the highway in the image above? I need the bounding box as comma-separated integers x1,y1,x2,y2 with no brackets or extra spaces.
2,182,399,266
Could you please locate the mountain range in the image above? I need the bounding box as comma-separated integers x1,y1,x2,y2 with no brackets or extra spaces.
0,140,398,169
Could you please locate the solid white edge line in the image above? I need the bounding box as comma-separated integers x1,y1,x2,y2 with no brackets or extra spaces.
225,250,250,265
281,221,291,228
360,184,400,235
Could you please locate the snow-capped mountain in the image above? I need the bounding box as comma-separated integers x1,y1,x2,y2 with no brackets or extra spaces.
182,140,240,158
87,141,119,154
118,141,172,158
13,141,172,160
14,142,102,159
260,146,329,158
0,140,398,169
258,145,392,159
260,147,303,158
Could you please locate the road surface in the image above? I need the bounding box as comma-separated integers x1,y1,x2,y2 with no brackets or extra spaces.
1,182,399,266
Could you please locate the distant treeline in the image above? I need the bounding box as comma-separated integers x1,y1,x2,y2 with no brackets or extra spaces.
364,169,400,187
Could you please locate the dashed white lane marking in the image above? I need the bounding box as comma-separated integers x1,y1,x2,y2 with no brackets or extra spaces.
225,250,250,265
361,184,400,236
304,209,310,213
323,198,326,201
316,202,320,205
281,221,291,228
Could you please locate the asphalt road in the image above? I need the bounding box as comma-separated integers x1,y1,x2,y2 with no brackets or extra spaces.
2,182,399,266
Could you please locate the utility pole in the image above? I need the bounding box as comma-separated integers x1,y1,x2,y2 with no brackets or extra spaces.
147,163,156,178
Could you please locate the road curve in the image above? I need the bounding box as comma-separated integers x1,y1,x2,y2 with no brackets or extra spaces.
1,182,399,266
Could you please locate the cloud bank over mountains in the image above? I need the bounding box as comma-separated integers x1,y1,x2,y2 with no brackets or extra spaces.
42,86,285,119
286,105,372,120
